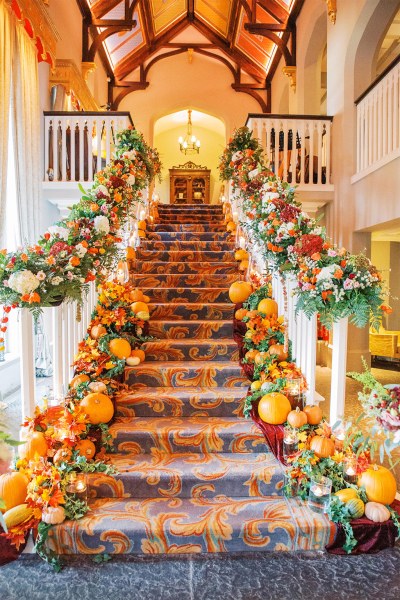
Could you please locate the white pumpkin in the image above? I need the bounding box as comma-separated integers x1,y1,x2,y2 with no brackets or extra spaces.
126,356,141,367
42,506,66,525
88,381,107,393
364,501,391,523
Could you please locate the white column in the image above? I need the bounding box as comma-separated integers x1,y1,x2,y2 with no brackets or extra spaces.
19,309,36,418
330,317,349,424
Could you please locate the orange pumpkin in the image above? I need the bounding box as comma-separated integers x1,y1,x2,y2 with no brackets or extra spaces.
80,392,114,424
228,281,253,304
287,408,307,428
245,349,259,363
246,310,259,319
239,260,249,272
258,392,291,425
19,431,48,461
225,213,233,222
131,349,145,362
226,221,236,232
138,229,146,238
235,308,248,320
75,439,96,460
257,298,278,316
268,344,288,362
109,338,131,359
53,447,73,464
142,294,150,303
235,249,248,261
131,288,145,302
0,472,28,512
309,435,335,458
126,247,136,260
90,324,107,340
137,220,147,230
131,301,149,315
304,404,323,425
254,351,270,366
358,465,397,505
70,374,90,389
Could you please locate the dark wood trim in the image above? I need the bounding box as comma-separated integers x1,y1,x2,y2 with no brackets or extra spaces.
232,85,269,112
91,0,121,19
245,113,334,124
355,54,400,105
244,24,293,66
257,0,288,24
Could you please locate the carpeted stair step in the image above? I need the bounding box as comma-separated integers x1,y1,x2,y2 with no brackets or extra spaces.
45,495,335,555
115,386,246,418
87,451,283,499
148,224,226,233
131,273,238,289
142,339,239,362
136,249,236,262
158,203,223,211
149,287,231,303
142,240,235,251
132,261,238,275
148,320,233,339
146,231,232,242
109,416,266,454
157,215,223,223
149,303,234,320
125,360,246,387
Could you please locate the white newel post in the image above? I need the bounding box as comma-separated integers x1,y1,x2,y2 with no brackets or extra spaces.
19,309,36,418
52,306,64,398
330,317,349,424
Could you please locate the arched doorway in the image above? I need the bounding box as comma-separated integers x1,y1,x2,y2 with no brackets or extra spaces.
153,110,226,205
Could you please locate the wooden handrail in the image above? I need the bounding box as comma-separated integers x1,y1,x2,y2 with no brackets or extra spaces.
246,113,333,124
355,54,400,105
44,110,134,125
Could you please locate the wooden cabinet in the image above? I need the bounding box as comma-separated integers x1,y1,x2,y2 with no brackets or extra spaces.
169,161,211,204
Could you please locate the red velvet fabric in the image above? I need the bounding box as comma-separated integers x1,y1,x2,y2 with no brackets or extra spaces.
0,535,26,566
251,406,285,463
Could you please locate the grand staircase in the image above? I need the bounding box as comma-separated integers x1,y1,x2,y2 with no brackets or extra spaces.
47,203,334,555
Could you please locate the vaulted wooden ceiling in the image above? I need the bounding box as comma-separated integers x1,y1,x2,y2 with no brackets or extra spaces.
77,0,304,110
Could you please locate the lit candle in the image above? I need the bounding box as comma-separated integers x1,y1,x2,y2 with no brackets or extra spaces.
139,210,146,220
116,260,129,284
312,486,324,498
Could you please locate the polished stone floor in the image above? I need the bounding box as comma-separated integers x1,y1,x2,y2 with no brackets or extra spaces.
1,549,400,600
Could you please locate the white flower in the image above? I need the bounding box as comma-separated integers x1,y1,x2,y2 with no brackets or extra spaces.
75,243,87,258
8,270,40,295
316,264,337,282
48,225,69,240
277,222,295,239
93,215,110,235
232,150,243,162
51,277,63,286
123,150,137,160
258,222,267,232
36,271,46,281
248,168,259,180
127,174,136,186
95,184,110,198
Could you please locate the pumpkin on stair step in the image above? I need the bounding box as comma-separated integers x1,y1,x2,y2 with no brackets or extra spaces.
0,471,28,512
80,392,114,424
109,337,131,359
258,392,291,425
229,281,253,303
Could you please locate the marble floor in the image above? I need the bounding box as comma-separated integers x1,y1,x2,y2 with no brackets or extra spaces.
0,548,400,600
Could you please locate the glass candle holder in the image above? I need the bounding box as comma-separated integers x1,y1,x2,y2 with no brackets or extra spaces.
66,472,87,501
343,455,358,485
308,476,332,514
285,378,304,410
283,425,299,462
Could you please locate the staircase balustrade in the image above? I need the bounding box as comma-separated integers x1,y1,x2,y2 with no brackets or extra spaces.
353,58,400,181
246,114,333,191
43,111,133,183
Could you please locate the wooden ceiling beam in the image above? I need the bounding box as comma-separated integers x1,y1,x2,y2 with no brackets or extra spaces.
228,0,241,47
140,0,156,46
188,0,195,22
244,24,294,65
257,0,288,24
91,0,122,19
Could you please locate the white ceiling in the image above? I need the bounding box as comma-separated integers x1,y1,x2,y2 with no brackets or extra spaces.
154,109,226,137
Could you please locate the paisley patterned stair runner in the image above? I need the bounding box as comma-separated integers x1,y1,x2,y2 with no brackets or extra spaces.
46,202,335,555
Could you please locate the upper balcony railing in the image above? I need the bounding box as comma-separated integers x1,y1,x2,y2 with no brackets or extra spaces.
246,114,333,192
353,57,400,181
43,111,133,184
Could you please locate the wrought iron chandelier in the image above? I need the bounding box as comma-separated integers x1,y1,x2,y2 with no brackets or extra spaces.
178,109,201,154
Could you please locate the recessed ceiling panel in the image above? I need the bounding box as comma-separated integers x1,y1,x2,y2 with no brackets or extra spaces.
100,9,145,68
150,0,187,35
194,0,232,37
235,5,280,71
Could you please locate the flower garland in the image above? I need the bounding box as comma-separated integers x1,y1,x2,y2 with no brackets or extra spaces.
219,127,385,329
0,126,160,569
0,126,161,317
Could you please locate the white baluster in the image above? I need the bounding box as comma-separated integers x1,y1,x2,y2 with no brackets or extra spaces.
330,317,348,424
19,309,36,419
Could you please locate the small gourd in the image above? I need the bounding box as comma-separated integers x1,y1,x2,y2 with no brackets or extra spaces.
346,498,365,519
287,408,307,428
335,488,358,503
42,506,66,525
364,502,391,523
3,504,34,530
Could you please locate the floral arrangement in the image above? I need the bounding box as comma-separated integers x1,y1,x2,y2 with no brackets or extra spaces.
0,126,161,317
220,127,385,329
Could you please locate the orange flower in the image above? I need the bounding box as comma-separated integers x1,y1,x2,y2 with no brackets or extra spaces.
20,253,28,262
46,255,56,265
321,290,333,301
333,269,343,279
69,256,80,267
